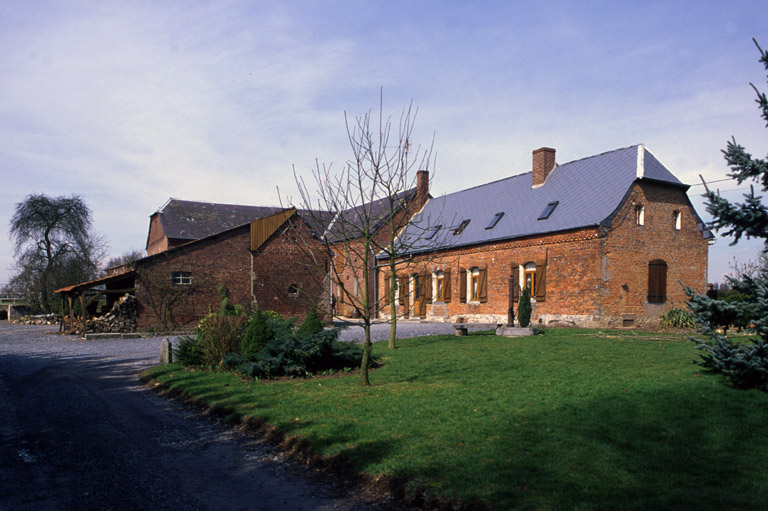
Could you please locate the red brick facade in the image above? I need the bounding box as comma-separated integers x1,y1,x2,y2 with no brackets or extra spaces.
378,182,708,327
134,216,327,330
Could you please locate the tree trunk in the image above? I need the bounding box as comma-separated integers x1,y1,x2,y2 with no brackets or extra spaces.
387,270,397,349
360,322,372,386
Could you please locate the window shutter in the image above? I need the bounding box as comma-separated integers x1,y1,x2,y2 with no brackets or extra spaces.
534,260,546,302
648,259,667,303
425,272,433,304
510,264,520,303
444,268,452,303
459,267,467,303
383,274,391,306
479,267,488,303
399,274,410,312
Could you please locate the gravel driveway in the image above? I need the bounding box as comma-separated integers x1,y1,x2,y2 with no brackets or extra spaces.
0,322,403,511
337,320,496,343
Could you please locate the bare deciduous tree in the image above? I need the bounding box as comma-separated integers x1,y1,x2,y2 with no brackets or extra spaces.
294,95,437,385
104,248,146,273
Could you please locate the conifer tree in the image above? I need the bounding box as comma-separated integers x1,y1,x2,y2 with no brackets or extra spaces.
518,286,532,328
687,39,768,390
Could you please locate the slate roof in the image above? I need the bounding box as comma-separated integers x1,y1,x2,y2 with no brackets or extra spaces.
323,188,418,243
395,145,710,255
152,199,334,241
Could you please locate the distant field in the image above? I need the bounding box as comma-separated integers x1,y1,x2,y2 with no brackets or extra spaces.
145,328,768,510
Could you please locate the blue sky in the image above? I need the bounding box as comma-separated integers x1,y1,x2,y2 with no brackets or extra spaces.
1,0,766,287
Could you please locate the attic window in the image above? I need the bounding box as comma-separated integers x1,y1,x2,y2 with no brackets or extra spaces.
453,220,470,235
486,212,504,230
636,204,645,226
538,201,559,220
426,225,442,240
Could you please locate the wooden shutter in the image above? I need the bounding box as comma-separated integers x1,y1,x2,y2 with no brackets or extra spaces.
459,267,467,303
510,264,520,303
425,272,433,304
648,259,667,303
399,274,409,313
479,267,488,303
383,274,391,306
444,268,452,303
534,259,547,302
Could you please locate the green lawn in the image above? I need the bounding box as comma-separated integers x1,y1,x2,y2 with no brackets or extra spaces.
144,329,768,510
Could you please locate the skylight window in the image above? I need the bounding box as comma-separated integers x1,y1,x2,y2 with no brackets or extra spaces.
485,212,505,230
453,219,470,235
426,225,442,240
538,201,559,220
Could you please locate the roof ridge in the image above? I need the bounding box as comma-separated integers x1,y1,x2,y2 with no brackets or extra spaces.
161,198,285,211
430,144,644,201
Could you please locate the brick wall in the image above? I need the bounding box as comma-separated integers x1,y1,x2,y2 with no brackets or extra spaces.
331,185,430,319
135,217,328,330
379,228,605,325
145,214,168,256
135,225,252,330
251,217,329,319
378,183,708,326
600,182,708,325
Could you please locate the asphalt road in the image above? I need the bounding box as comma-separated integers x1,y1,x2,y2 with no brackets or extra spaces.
0,322,396,511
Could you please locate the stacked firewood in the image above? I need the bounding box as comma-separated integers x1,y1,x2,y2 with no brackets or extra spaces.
84,294,137,333
14,313,59,325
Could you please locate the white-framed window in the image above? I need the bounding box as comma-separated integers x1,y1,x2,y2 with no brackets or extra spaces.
470,267,480,301
523,262,536,294
171,271,191,285
674,210,681,230
435,270,445,301
635,204,645,226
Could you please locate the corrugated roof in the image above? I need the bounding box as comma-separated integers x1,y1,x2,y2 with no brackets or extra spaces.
397,145,699,254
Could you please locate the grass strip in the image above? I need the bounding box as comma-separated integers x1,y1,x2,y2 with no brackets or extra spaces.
144,328,768,510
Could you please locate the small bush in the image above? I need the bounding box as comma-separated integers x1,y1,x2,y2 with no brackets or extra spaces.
198,313,248,365
241,309,274,358
221,352,245,370
249,327,367,379
518,286,532,328
659,307,696,329
297,305,324,338
175,335,203,366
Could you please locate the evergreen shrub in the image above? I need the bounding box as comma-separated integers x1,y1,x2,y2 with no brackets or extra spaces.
175,334,203,366
518,286,532,328
297,305,324,338
241,308,274,358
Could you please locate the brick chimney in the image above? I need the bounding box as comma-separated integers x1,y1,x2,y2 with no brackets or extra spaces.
532,147,556,188
416,170,429,206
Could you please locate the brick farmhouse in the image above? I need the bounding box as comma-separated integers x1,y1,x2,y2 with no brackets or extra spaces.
378,145,712,327
56,144,711,331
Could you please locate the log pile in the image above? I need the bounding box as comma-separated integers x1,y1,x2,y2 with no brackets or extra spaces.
13,313,59,325
84,294,137,334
